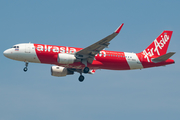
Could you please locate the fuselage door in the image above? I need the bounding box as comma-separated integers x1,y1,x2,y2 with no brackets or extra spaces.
25,44,31,53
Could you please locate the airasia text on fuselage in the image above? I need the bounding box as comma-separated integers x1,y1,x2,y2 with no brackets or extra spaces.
36,44,106,57
36,45,77,53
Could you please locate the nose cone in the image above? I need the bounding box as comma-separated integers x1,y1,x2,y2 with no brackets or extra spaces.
3,49,12,58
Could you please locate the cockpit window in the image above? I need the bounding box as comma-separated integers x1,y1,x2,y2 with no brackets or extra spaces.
12,46,19,48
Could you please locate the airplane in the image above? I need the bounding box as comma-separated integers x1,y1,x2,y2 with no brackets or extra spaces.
3,23,175,82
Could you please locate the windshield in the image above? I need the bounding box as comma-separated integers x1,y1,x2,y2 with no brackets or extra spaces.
12,46,19,48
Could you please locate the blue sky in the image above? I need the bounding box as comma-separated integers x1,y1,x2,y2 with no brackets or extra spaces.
0,0,180,120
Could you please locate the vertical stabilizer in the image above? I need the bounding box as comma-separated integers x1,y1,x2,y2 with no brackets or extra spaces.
142,31,173,57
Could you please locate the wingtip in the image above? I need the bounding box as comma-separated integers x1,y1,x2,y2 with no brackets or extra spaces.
115,23,124,33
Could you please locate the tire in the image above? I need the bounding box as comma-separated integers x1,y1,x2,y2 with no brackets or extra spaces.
23,67,28,72
78,75,85,82
83,67,89,73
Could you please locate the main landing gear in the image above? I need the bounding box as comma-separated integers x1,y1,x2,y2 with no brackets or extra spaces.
78,67,90,82
83,67,89,73
23,62,28,72
77,59,90,82
78,74,85,82
81,59,89,73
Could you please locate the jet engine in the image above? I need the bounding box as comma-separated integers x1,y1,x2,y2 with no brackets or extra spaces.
57,53,76,64
51,66,74,77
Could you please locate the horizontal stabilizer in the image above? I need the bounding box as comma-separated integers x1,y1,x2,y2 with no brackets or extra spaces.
151,52,175,63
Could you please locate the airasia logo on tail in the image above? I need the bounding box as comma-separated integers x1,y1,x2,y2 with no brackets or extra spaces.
143,34,170,62
154,34,169,55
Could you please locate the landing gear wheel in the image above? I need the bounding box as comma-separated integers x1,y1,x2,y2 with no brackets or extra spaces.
79,75,85,82
23,62,29,72
23,67,28,72
83,67,89,73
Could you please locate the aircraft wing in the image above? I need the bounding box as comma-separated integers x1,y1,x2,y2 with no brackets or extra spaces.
75,23,124,59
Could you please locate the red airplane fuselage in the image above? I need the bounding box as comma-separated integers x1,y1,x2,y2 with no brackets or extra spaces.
3,24,175,82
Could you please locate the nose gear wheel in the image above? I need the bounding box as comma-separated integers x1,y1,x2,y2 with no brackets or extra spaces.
23,67,28,72
23,62,29,72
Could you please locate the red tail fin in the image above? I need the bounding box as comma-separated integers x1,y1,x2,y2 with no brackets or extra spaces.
142,31,173,57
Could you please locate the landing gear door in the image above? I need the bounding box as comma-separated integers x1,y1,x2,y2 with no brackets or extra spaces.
25,44,30,53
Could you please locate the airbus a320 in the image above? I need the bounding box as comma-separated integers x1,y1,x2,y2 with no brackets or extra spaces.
3,23,175,82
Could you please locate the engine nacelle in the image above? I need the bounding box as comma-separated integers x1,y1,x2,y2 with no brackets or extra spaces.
57,53,76,64
51,66,74,77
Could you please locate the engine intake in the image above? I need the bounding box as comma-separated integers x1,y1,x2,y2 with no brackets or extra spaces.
57,53,76,64
51,66,74,77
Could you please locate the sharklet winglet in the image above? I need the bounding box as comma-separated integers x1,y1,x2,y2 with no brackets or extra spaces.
115,23,124,33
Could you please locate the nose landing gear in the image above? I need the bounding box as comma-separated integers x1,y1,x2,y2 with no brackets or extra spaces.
23,62,28,72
